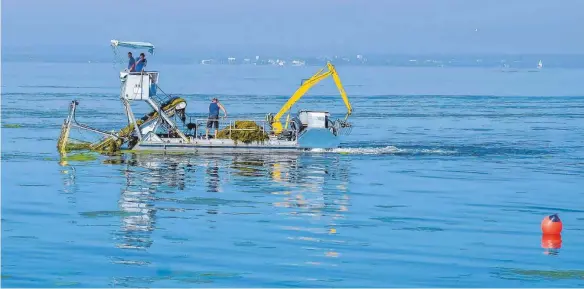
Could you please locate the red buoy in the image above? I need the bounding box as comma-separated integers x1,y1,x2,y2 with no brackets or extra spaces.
541,213,563,235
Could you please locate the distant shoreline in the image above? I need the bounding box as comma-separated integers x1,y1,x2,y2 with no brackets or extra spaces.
3,47,584,68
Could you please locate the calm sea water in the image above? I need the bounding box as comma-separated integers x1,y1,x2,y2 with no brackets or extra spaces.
2,62,584,287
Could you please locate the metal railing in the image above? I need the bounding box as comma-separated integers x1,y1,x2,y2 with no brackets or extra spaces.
185,117,270,137
178,115,351,142
182,117,304,142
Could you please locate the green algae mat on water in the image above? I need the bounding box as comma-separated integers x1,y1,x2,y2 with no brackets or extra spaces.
217,121,269,144
507,269,584,280
62,152,98,162
2,123,22,128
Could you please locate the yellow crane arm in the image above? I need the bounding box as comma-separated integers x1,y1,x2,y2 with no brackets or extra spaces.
271,62,353,134
328,62,353,118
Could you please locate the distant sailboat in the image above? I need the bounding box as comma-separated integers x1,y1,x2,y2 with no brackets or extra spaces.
537,60,543,69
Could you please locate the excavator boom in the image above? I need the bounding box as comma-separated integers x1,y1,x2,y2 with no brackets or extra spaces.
270,62,352,134
329,62,353,118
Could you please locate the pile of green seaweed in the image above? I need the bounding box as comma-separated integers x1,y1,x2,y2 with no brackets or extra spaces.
216,121,269,144
90,120,144,153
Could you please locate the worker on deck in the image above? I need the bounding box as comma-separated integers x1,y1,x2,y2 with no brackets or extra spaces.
206,97,227,139
127,52,136,72
134,53,147,72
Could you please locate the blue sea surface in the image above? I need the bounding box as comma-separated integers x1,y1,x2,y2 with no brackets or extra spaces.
2,62,584,287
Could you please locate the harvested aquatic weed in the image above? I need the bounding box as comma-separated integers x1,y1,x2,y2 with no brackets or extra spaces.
65,141,93,151
216,121,269,144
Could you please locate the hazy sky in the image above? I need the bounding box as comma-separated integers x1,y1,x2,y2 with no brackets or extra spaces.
3,0,584,55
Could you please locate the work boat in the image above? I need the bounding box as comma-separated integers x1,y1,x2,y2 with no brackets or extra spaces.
57,40,354,154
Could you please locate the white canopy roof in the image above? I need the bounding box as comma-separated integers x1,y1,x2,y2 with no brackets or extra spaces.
110,40,155,54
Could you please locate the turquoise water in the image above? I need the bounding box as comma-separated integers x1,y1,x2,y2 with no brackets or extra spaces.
2,62,584,287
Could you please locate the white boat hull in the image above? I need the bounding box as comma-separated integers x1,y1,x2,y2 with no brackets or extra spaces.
131,138,306,153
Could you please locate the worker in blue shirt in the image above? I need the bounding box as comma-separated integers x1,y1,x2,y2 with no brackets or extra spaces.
127,52,136,72
206,98,227,139
134,53,147,72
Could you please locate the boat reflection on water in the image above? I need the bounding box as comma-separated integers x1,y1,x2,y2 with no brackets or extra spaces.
204,158,221,192
116,188,155,250
267,153,351,262
112,153,194,251
61,151,353,272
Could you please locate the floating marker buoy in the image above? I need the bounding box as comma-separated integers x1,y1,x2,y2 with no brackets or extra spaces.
541,213,563,235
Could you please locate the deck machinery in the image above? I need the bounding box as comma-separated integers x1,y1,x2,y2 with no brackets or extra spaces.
57,40,354,154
